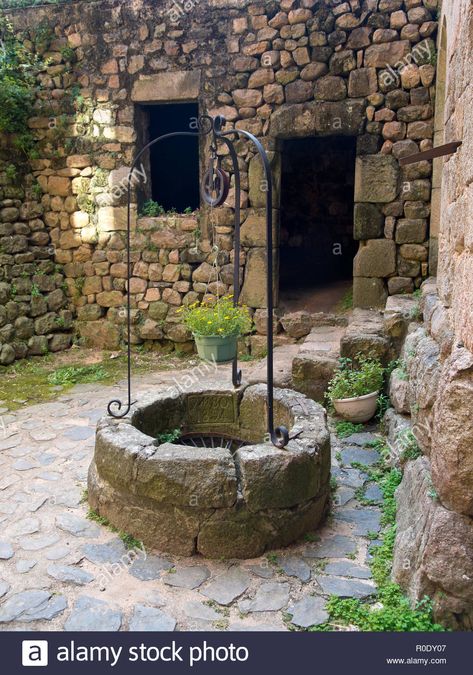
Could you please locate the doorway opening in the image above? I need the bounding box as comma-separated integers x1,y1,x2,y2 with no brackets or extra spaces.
141,102,199,213
279,136,357,313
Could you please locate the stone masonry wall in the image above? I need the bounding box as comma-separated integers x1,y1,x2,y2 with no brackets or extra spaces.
389,0,473,630
0,0,439,358
0,166,72,364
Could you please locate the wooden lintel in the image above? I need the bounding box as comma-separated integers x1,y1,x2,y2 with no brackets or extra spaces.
399,141,462,166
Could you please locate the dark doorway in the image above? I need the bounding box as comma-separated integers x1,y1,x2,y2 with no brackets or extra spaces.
279,136,357,312
142,102,199,213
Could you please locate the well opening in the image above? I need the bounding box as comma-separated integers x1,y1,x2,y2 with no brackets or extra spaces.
279,136,357,312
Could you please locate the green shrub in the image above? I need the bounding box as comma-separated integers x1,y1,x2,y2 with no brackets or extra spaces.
140,199,165,217
178,295,252,338
327,356,384,402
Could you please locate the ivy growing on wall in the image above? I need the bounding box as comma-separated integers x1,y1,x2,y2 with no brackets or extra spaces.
0,12,42,157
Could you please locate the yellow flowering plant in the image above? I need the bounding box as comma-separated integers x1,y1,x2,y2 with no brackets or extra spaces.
178,295,252,338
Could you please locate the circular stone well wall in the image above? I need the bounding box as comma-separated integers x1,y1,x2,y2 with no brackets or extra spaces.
88,383,331,558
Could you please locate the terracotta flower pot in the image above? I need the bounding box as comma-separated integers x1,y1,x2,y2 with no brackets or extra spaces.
194,334,238,363
332,390,379,423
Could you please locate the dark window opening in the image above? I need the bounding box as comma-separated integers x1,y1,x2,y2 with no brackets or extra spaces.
142,102,199,213
279,136,357,312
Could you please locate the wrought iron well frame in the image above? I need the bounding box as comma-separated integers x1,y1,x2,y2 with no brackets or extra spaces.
107,115,289,449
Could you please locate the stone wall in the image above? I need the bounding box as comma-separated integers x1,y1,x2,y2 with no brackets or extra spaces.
389,281,473,629
0,0,439,358
389,0,473,630
0,165,72,364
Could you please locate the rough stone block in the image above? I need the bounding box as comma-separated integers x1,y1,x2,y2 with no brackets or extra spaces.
354,155,399,203
353,277,388,308
270,100,366,138
364,40,411,67
132,70,201,102
354,203,384,240
240,248,278,308
393,457,473,630
353,239,396,277
395,218,427,244
431,348,473,516
348,67,377,97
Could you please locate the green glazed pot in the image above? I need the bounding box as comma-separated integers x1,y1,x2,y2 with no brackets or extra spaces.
194,334,238,363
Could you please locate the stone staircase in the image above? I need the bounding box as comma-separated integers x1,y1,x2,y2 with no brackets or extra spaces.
247,306,398,404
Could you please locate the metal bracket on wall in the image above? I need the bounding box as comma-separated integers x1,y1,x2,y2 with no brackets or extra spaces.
399,140,462,166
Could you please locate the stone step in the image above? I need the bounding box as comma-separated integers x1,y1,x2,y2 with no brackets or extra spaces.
246,343,301,389
340,308,392,364
291,326,346,403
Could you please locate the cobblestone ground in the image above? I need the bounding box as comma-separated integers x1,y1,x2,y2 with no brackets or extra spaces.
0,367,384,631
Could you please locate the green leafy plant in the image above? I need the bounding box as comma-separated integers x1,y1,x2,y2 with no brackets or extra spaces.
31,181,43,200
398,428,422,461
334,420,364,438
410,302,422,321
140,199,165,217
183,206,193,214
316,453,445,632
0,13,42,155
376,393,390,420
47,365,107,386
326,356,384,402
338,288,353,311
156,429,181,444
5,163,17,182
60,45,76,63
87,508,142,550
178,295,252,338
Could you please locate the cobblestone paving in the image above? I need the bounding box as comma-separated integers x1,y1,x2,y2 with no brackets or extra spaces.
0,368,383,631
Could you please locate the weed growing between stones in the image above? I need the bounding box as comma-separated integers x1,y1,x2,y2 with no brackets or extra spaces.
398,428,423,462
0,348,195,411
156,428,181,444
87,508,142,551
334,421,364,438
312,447,446,632
47,364,107,386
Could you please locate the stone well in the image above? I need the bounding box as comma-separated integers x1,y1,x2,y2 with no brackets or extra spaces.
88,383,330,558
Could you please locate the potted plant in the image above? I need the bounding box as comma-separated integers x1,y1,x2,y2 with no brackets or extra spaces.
179,295,252,363
326,355,385,423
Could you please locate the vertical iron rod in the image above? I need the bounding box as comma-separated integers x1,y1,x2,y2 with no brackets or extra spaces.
221,127,289,448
